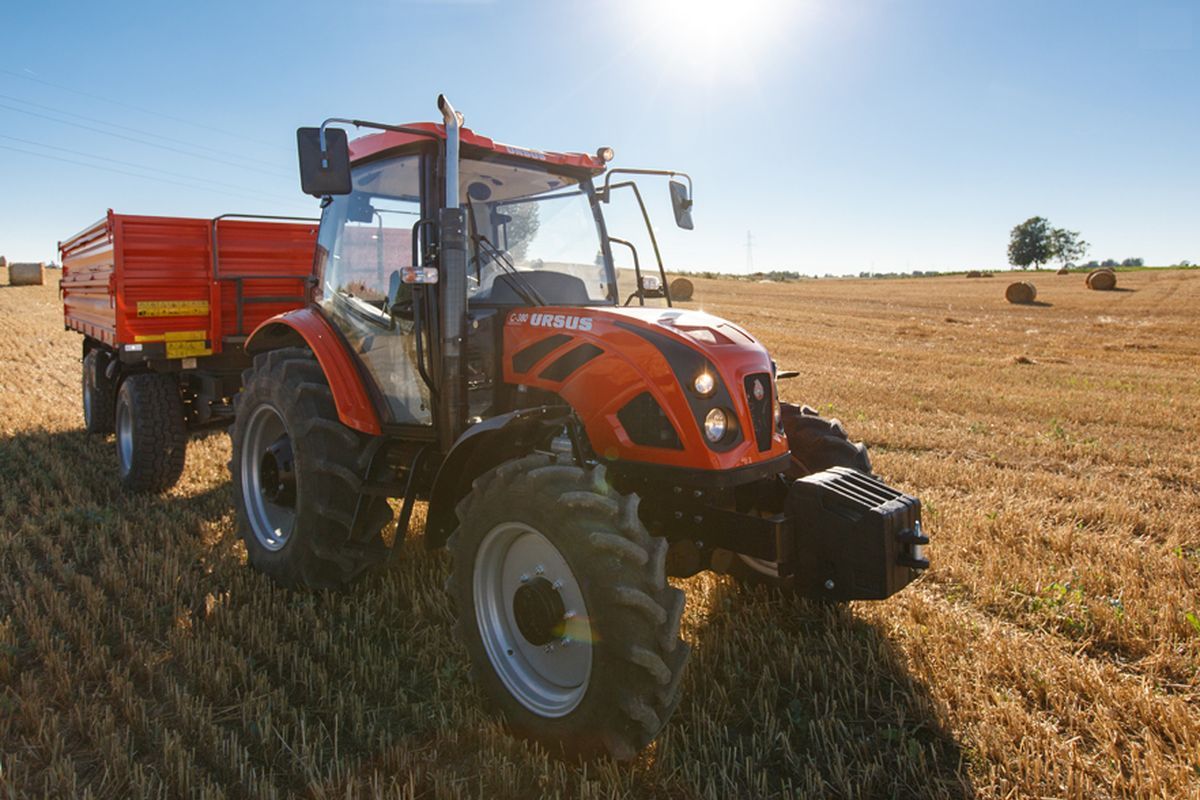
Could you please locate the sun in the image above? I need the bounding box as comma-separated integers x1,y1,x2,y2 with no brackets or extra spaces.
623,0,809,85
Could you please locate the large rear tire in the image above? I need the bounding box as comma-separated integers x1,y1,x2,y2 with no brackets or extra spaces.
714,403,872,591
82,349,116,434
448,454,689,761
115,373,187,493
231,348,392,590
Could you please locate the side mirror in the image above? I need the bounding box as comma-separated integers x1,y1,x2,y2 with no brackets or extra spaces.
669,179,693,230
297,127,352,196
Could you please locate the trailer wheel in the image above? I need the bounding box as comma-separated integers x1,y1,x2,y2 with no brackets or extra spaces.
448,454,689,761
231,348,391,590
714,403,872,591
115,373,187,493
82,350,116,434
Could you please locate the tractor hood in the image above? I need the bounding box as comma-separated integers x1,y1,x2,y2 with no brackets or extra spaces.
502,305,789,472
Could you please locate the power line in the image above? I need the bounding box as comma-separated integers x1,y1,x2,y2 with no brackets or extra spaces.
0,134,291,202
0,67,281,149
0,143,308,209
0,92,291,169
0,102,293,178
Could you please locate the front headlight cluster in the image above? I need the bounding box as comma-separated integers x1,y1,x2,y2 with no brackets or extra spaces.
692,370,731,443
703,408,727,442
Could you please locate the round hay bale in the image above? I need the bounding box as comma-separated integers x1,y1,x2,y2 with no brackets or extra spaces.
1005,281,1037,304
1087,269,1117,291
1056,266,1069,275
8,262,45,286
0,255,7,267
669,277,695,301
966,270,983,278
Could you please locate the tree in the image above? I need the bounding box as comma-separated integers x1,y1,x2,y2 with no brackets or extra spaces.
1101,259,1119,268
1049,228,1088,267
1121,257,1144,267
502,202,540,262
1008,217,1053,270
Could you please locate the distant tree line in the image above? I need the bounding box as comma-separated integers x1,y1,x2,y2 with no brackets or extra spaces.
1083,258,1144,268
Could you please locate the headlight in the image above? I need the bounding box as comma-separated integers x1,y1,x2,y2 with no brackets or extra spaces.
693,371,715,396
703,408,728,442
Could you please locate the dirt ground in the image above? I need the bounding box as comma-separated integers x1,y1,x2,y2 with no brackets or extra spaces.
1,266,1197,798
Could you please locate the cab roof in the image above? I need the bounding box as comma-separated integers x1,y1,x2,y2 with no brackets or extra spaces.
348,122,607,175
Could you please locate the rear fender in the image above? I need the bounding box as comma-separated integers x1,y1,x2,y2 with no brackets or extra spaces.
245,307,382,435
424,405,570,549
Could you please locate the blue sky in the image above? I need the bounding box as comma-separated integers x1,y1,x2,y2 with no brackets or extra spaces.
1,0,1196,273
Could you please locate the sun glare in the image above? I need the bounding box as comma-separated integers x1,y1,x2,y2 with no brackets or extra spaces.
626,0,806,84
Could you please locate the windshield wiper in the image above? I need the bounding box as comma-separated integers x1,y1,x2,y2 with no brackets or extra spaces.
473,234,547,306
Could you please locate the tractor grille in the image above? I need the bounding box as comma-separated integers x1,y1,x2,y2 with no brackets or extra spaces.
743,372,773,452
617,392,683,450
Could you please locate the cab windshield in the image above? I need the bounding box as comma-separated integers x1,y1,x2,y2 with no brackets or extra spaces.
462,156,615,305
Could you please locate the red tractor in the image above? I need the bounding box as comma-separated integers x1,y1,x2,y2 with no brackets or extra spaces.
230,96,928,759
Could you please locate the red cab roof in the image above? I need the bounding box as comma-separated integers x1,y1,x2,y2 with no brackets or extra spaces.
348,122,607,174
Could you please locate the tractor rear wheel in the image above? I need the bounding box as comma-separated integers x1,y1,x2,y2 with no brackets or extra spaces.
448,454,689,761
231,348,392,590
714,403,872,592
115,373,187,493
83,350,116,434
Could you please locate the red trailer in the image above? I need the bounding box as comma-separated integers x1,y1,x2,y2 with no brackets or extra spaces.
60,210,317,491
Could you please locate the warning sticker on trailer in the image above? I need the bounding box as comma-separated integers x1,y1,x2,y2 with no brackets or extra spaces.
136,300,209,317
165,340,213,359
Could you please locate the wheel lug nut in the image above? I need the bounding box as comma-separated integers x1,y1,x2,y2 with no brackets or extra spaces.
535,564,545,575
563,609,576,619
552,579,563,590
519,573,530,583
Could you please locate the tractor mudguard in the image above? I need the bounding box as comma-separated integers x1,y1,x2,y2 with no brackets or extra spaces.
424,405,571,549
245,308,382,435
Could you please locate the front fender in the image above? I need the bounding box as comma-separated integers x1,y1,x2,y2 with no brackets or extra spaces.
245,307,382,435
424,405,570,549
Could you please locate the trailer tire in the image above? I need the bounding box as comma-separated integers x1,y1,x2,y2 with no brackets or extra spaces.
83,349,116,434
231,348,391,590
448,454,689,761
115,373,187,493
713,403,871,593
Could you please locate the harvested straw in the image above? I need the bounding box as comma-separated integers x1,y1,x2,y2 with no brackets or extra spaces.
966,270,983,278
1087,269,1117,291
8,262,45,286
1005,281,1037,304
670,277,695,301
0,256,7,267
1057,266,1069,275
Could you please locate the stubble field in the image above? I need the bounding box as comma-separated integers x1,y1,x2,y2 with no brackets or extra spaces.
0,267,1197,799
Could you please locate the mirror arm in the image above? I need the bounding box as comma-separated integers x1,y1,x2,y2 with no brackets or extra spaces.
317,117,443,165
604,181,673,308
600,168,692,204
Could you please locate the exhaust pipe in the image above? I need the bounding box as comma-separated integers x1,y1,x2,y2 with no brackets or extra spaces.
437,94,461,209
436,94,469,449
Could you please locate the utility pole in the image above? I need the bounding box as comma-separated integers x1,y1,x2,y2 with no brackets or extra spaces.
746,230,754,273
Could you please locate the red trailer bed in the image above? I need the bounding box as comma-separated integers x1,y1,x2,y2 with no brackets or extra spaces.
60,210,319,493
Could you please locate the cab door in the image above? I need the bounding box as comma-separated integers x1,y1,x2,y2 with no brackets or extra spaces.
314,153,433,426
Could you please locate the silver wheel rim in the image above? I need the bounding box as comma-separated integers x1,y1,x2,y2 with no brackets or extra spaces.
116,395,133,476
473,522,592,718
240,404,295,551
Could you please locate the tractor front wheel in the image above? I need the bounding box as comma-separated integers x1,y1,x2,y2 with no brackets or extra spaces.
231,348,392,590
448,454,689,761
714,403,872,592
